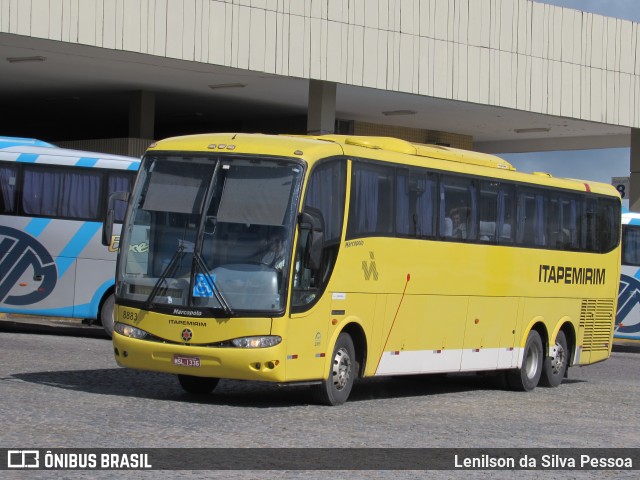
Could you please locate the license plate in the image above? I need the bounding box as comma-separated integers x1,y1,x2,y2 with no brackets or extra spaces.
172,355,201,367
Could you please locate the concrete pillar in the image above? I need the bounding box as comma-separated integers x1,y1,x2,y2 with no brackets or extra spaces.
307,80,336,135
631,129,640,211
129,90,155,139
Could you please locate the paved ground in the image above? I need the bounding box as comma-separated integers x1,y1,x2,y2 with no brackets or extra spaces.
0,317,638,479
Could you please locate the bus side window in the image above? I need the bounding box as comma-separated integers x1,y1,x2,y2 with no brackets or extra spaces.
479,181,498,242
22,166,102,220
597,198,620,253
347,162,394,238
478,180,514,244
396,170,436,237
0,164,18,213
516,189,547,247
549,195,579,249
623,225,640,265
440,175,477,241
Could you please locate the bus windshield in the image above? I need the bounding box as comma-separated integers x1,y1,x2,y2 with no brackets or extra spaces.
116,153,304,315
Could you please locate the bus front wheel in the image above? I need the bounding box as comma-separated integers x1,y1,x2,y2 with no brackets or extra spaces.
178,375,219,395
539,330,568,388
507,330,543,391
100,294,115,338
313,333,356,406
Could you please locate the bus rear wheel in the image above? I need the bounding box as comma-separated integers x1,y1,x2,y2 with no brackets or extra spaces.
100,294,115,338
539,330,568,388
507,329,543,391
178,375,219,395
313,333,356,406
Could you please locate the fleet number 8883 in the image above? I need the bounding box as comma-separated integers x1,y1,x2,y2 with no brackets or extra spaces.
121,310,138,322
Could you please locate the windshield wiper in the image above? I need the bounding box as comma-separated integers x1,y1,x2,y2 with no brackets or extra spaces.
144,241,190,308
192,253,234,316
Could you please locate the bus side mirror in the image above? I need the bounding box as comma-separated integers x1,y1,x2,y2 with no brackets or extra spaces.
102,191,129,246
299,208,324,270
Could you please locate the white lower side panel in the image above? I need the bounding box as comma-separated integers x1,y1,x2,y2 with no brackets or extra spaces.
375,348,524,376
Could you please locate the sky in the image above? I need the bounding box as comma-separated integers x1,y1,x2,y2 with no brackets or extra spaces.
501,0,640,195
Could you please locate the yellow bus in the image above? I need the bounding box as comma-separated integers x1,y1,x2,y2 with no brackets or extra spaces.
104,133,621,405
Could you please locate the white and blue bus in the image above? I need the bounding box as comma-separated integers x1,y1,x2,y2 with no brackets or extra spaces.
617,210,640,341
0,136,140,335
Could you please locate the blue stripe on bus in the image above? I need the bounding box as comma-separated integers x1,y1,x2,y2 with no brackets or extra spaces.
56,223,101,278
17,153,40,163
0,305,75,317
76,157,99,167
615,333,640,340
127,162,139,170
73,302,98,319
24,218,51,237
0,281,114,320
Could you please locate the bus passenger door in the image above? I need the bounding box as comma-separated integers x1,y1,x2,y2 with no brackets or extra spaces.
285,158,347,382
461,297,519,371
286,229,336,382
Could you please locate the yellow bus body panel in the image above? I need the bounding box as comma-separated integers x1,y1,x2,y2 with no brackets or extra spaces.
325,236,618,377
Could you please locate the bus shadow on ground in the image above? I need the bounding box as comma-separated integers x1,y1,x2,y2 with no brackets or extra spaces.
0,320,110,339
10,367,586,408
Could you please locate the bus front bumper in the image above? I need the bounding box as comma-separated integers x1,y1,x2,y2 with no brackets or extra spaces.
112,332,286,382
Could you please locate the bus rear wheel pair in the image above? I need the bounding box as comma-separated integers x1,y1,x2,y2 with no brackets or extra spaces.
507,330,568,391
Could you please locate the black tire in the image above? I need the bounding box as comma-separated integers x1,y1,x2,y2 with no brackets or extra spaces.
313,333,356,406
506,330,543,391
100,294,115,338
539,330,568,388
178,375,219,395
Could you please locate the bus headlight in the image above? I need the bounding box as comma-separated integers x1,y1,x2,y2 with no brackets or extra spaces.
231,336,282,348
114,322,148,339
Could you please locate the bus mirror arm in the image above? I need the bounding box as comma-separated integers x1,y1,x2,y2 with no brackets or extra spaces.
299,208,324,271
102,191,129,246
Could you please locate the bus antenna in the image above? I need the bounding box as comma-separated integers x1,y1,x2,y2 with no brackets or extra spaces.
375,273,411,374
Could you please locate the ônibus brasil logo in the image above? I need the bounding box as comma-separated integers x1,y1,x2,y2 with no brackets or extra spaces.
0,226,57,305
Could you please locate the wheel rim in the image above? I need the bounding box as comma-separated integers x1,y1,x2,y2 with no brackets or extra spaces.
550,343,566,376
331,347,352,391
525,342,540,379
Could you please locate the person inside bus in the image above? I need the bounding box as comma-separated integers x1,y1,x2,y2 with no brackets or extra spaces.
259,230,286,271
450,207,468,239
